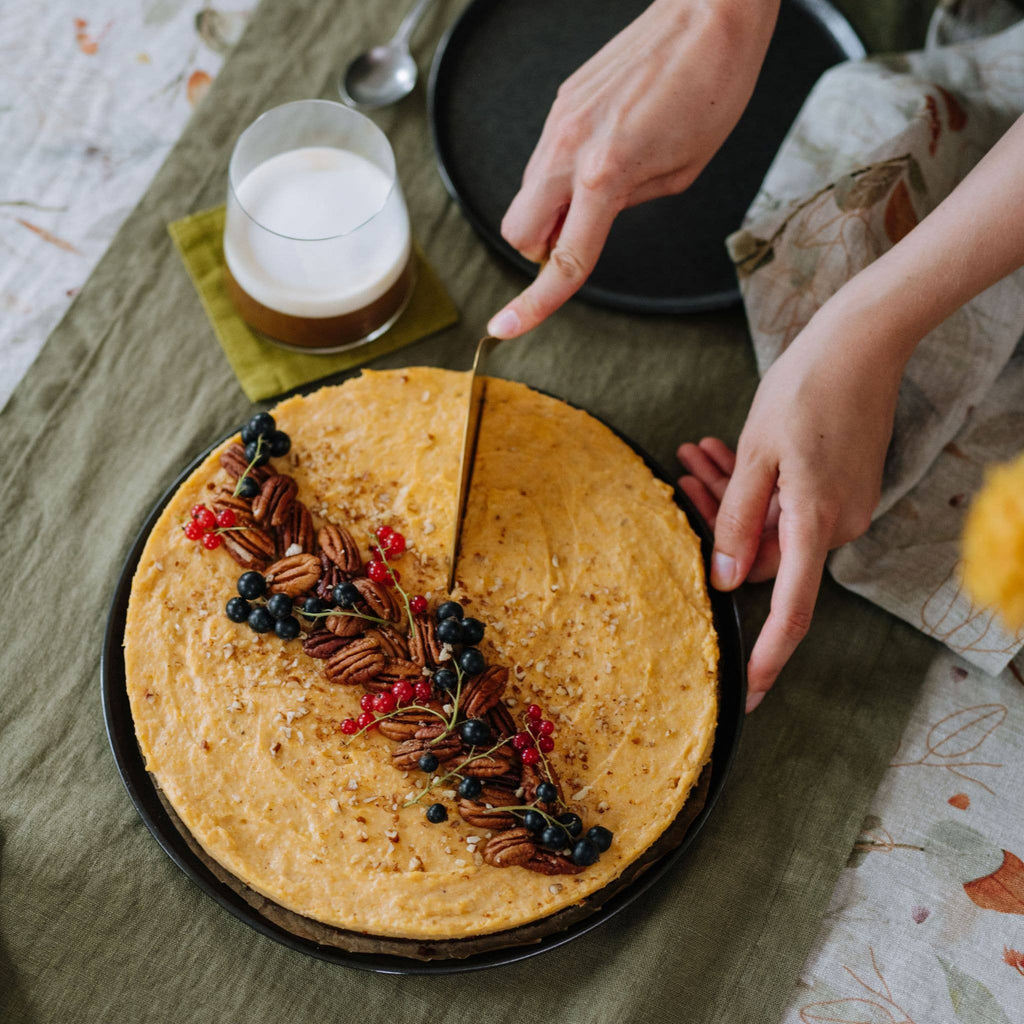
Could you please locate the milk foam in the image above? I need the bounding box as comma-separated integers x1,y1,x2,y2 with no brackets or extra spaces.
224,146,411,318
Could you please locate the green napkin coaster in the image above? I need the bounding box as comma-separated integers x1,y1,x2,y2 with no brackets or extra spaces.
168,206,459,402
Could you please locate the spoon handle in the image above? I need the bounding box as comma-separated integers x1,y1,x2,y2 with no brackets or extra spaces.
391,0,437,48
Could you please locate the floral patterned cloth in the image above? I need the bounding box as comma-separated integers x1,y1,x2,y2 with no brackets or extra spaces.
0,0,251,411
729,3,1024,674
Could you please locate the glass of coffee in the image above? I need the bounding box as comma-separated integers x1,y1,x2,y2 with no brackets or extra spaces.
224,99,415,352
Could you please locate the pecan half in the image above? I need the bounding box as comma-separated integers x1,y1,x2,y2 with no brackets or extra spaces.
457,743,518,779
219,443,271,484
364,626,409,660
457,799,518,831
265,553,320,598
461,666,508,719
325,613,365,639
381,657,423,679
485,701,517,740
318,523,361,574
525,850,584,876
211,492,254,521
315,552,345,602
351,577,401,623
323,636,385,686
482,828,536,868
280,500,314,554
302,631,352,660
377,704,444,741
392,733,462,771
252,474,298,528
221,523,277,570
407,614,442,667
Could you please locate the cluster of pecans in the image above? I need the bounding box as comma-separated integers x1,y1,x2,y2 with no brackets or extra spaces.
196,415,613,874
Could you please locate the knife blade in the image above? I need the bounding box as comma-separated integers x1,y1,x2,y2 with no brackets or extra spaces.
446,336,502,593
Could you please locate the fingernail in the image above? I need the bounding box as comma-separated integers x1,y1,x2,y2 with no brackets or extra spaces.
487,309,520,338
745,690,764,713
711,552,737,590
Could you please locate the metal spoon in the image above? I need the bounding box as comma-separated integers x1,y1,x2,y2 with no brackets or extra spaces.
339,0,438,110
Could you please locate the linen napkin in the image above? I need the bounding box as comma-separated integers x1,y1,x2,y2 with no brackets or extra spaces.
168,205,459,402
728,16,1024,674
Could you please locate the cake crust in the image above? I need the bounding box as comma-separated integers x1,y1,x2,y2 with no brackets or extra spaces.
124,368,718,940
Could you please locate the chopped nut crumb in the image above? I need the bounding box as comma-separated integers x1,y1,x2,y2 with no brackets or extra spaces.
549,883,564,895
408,856,424,871
454,858,467,868
473,852,484,867
284,542,302,557
329,798,340,813
269,741,281,757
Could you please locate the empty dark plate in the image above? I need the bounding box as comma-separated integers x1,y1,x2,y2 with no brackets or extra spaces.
428,0,864,313
101,401,745,972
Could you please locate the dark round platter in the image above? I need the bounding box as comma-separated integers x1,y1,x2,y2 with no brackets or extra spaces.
428,0,864,314
101,398,745,973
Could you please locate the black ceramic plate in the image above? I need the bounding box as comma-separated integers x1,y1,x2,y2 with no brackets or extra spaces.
101,402,745,973
428,0,864,313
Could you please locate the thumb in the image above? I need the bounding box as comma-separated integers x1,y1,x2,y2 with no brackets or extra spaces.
709,453,776,591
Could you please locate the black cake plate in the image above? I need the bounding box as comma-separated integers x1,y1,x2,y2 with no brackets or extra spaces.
102,399,745,973
428,0,864,313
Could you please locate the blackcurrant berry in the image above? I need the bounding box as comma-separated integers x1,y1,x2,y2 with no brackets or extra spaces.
433,667,457,692
572,838,600,866
557,813,583,838
333,581,360,608
244,440,270,467
540,825,566,850
237,477,260,499
266,593,293,620
418,753,439,773
458,647,485,676
460,617,485,645
267,430,291,457
426,803,448,824
459,719,490,746
436,601,463,621
247,607,274,634
436,617,464,645
302,597,323,621
237,571,266,600
225,597,250,623
522,810,545,833
274,616,300,641
586,826,614,852
247,412,275,438
536,782,558,804
457,777,482,799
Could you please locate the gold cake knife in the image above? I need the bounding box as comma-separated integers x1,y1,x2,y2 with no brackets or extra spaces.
446,336,502,593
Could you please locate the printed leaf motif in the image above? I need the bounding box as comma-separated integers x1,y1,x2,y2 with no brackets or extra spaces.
924,821,1002,886
187,70,212,108
937,86,968,131
938,957,1013,1024
800,999,900,1023
195,8,248,54
963,849,1024,914
884,181,917,244
906,155,926,196
144,0,185,25
926,704,1006,759
836,163,903,210
726,228,774,277
16,219,81,254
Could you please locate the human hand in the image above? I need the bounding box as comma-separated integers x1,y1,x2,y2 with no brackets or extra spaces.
677,305,902,711
486,0,779,339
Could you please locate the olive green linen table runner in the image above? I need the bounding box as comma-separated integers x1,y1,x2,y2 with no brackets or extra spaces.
0,1,937,1021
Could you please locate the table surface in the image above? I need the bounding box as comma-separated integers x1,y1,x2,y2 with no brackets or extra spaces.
1,2,1022,1022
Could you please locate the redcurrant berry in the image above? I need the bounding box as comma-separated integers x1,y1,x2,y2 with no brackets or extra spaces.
526,704,543,720
538,735,555,753
520,748,540,766
392,680,414,704
184,520,204,541
357,710,377,731
409,595,428,615
192,506,216,530
202,532,222,550
374,692,397,714
527,718,541,734
360,693,376,712
340,718,358,735
512,732,532,751
375,525,395,543
538,719,555,736
215,508,236,528
413,681,433,701
386,532,406,556
366,560,388,583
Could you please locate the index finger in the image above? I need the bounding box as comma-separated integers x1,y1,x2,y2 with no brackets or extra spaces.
487,188,616,338
745,505,830,711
